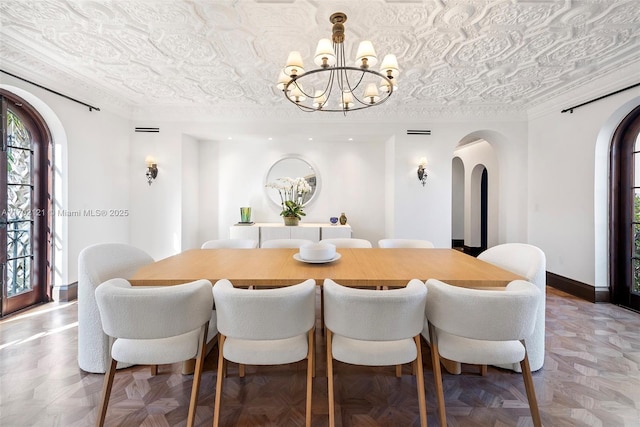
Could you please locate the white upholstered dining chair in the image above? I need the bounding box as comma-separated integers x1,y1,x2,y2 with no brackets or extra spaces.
320,237,372,248
94,278,213,427
424,278,542,427
77,243,154,373
212,278,316,427
201,238,258,249
477,243,546,372
323,278,428,427
378,238,435,248
261,238,315,248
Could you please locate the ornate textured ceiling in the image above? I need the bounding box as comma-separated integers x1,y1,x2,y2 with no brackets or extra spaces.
1,0,639,121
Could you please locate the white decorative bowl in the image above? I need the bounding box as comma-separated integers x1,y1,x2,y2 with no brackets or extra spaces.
299,243,336,261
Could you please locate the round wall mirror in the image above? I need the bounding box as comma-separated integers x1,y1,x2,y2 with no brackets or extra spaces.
264,155,319,207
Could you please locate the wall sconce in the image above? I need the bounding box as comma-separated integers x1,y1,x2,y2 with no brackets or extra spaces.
145,156,158,185
417,157,427,186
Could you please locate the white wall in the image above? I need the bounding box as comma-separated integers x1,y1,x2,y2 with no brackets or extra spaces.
451,157,465,241
181,135,199,250
384,136,396,238
129,124,183,260
529,83,640,288
64,107,131,280
197,140,219,245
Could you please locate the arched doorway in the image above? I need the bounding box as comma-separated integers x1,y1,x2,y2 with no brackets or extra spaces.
0,91,52,316
453,138,497,255
451,156,465,249
469,164,488,255
610,105,640,311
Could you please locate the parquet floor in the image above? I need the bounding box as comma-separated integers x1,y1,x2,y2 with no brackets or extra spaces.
1,287,639,427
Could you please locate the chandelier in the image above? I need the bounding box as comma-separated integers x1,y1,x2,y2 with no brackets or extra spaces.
277,12,399,114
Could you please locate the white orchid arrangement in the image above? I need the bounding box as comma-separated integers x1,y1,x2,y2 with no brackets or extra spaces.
265,177,312,219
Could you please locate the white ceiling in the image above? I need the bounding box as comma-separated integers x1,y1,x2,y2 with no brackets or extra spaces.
1,0,639,122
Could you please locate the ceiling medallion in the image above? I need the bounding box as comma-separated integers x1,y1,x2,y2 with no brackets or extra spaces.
277,12,399,114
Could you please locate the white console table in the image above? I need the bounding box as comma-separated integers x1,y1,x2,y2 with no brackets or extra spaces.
230,222,352,247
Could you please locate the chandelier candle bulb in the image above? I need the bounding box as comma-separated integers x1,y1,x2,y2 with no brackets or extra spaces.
289,84,306,103
284,51,304,77
364,84,380,104
313,90,327,109
380,54,400,79
340,91,354,109
314,38,336,67
276,70,292,90
356,40,377,68
379,77,398,93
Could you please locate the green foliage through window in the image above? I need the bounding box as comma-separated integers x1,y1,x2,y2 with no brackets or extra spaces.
5,110,33,297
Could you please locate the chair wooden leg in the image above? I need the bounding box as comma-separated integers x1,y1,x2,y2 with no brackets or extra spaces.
519,341,542,427
239,364,245,378
327,329,335,427
440,357,462,375
396,364,402,377
479,365,487,376
414,336,428,427
187,324,208,427
313,343,317,378
213,334,227,427
429,323,447,427
306,328,314,427
95,358,117,427
150,365,158,376
320,289,325,335
183,333,218,375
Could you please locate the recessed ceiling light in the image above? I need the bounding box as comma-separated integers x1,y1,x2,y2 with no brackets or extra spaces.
227,136,232,140
348,137,353,141
268,137,273,141
308,137,313,141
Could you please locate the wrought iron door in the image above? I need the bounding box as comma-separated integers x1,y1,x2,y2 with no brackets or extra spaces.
0,94,50,316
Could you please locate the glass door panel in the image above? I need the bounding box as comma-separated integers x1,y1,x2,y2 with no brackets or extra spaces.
1,95,45,316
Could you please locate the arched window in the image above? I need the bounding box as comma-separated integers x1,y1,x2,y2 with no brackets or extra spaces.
610,105,640,312
0,91,52,316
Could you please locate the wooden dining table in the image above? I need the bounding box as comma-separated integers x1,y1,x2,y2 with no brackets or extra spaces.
130,247,524,375
129,248,523,288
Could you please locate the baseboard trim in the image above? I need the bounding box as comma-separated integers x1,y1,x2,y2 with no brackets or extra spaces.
546,272,609,303
462,245,484,257
53,281,78,302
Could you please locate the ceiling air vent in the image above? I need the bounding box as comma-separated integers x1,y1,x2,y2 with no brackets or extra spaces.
407,129,431,135
135,127,160,133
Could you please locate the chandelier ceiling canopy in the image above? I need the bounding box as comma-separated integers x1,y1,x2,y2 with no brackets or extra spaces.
277,12,399,114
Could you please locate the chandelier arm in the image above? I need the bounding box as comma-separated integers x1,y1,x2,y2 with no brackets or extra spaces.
287,67,390,82
283,67,393,112
291,78,315,98
315,69,335,99
319,69,337,109
343,71,366,97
